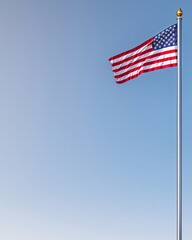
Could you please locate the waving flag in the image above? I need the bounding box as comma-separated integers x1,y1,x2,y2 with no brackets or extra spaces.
109,24,177,84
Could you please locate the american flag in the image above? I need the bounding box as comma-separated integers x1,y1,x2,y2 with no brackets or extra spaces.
109,24,177,84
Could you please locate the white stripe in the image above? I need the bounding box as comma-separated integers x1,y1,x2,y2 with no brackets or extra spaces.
110,43,152,64
112,47,153,71
112,45,177,71
114,52,177,76
116,59,177,82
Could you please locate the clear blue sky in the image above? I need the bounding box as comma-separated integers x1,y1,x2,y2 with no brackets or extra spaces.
0,1,191,240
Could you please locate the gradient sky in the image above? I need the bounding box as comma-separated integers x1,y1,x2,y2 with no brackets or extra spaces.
0,1,191,240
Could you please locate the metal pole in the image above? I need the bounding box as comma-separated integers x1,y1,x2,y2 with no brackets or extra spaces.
176,8,183,240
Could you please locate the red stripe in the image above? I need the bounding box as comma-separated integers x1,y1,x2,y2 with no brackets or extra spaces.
116,63,177,84
111,47,153,67
108,38,153,61
113,49,177,72
114,56,177,79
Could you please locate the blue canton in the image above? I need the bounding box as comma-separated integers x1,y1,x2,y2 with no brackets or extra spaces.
152,24,177,50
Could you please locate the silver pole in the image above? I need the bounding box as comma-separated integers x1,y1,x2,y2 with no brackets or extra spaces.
176,8,183,240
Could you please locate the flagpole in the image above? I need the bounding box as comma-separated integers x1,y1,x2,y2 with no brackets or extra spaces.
176,8,183,240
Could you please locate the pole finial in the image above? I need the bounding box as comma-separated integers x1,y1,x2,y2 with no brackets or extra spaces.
177,8,183,17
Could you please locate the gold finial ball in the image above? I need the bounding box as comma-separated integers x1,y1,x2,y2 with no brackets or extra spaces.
177,8,183,17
